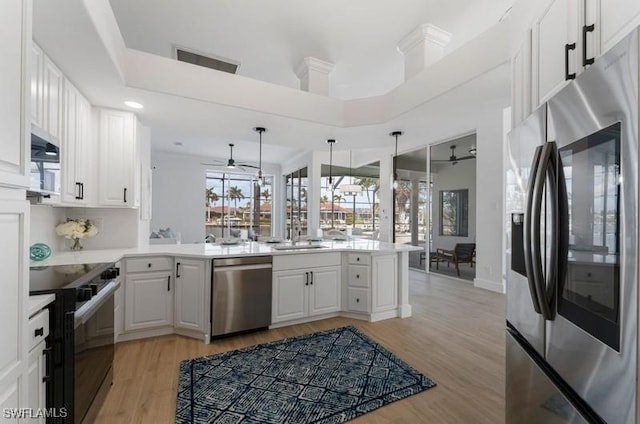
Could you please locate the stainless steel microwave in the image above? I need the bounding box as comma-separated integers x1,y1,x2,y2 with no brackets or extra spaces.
30,133,61,195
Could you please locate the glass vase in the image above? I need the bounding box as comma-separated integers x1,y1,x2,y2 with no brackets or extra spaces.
70,238,83,251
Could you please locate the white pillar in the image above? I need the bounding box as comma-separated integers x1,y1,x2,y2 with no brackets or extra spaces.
397,23,452,81
295,57,334,96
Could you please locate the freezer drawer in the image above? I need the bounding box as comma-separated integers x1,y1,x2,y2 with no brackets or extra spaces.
506,329,601,424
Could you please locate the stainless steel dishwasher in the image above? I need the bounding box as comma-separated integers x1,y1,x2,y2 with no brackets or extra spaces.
211,256,272,336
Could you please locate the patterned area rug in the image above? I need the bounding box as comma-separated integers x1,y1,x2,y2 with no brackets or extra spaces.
175,326,436,423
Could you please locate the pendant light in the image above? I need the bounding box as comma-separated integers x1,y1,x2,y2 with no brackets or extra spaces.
327,139,336,186
390,131,403,190
253,127,267,186
339,150,362,196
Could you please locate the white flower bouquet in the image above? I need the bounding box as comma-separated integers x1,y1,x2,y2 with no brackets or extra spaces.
55,219,98,250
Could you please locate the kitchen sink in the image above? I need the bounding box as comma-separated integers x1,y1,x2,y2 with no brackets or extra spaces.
272,244,328,250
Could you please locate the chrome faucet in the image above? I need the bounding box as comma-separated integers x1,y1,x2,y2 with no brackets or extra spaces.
291,218,301,245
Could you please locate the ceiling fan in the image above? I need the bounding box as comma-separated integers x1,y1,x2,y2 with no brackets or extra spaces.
432,145,476,165
201,143,260,172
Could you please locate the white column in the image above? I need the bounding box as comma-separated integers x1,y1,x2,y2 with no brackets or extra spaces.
295,57,334,96
397,23,452,81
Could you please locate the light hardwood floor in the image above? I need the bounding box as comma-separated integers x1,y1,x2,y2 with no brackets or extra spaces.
94,271,506,424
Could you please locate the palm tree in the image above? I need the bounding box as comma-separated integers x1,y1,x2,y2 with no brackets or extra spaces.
356,177,379,230
205,188,219,222
320,195,329,204
228,186,245,216
261,189,270,203
333,193,343,204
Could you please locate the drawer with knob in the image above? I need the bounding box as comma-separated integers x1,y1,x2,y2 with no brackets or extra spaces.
347,265,370,288
28,309,49,351
125,256,173,273
347,288,370,313
347,253,371,266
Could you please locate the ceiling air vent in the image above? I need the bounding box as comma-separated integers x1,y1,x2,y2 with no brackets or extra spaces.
175,48,239,74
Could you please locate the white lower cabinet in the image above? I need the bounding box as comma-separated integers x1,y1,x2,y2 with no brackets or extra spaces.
174,258,208,333
272,253,341,324
26,342,46,424
124,257,173,332
344,253,398,318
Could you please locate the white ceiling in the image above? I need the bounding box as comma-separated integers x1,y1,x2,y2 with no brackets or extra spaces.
108,0,514,100
32,0,514,166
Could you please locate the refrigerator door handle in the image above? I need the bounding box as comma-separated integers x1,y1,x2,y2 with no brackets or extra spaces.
530,142,556,320
524,145,544,314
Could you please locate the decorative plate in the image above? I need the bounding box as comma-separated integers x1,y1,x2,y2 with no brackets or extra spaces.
30,243,52,261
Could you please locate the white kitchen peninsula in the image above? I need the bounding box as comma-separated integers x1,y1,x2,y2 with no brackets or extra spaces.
32,240,420,343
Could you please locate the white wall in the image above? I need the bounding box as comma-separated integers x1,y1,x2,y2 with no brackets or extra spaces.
30,205,66,252
431,157,477,251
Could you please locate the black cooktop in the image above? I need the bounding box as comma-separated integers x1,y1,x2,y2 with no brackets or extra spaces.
30,262,116,292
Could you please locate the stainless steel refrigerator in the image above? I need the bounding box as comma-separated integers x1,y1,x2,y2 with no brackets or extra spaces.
506,28,639,424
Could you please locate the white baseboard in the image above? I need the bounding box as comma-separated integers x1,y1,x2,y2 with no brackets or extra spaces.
397,304,412,318
474,277,505,293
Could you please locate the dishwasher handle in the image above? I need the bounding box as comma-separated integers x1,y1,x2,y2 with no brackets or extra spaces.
214,263,273,273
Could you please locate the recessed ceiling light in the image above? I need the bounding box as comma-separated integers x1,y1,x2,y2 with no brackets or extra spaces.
124,101,144,109
174,142,183,146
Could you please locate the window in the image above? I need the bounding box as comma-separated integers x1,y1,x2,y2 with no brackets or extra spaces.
440,189,469,236
206,172,273,239
285,167,308,238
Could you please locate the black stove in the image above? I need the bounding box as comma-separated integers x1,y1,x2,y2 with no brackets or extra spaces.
30,262,119,310
29,262,119,423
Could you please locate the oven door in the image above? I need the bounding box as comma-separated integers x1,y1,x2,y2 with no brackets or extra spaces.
74,282,117,423
546,29,638,424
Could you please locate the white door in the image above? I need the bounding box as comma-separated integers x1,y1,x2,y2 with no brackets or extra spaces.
0,0,29,189
308,266,341,316
98,109,135,207
30,42,44,129
125,271,173,331
599,0,640,52
43,56,63,143
372,255,398,312
272,270,307,323
61,81,90,204
532,0,581,107
174,258,206,332
25,344,46,424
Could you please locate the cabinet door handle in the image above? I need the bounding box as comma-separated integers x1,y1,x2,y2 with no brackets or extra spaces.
123,187,127,203
80,182,84,200
356,274,360,279
305,272,309,286
34,327,44,337
176,262,181,278
310,271,313,285
356,257,360,262
565,43,576,80
582,24,595,66
42,347,52,383
167,275,171,291
75,182,82,200
356,298,360,303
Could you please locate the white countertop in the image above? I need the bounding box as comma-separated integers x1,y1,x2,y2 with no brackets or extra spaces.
28,294,56,317
31,240,422,266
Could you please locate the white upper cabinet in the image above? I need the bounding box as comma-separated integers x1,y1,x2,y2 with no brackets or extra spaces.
30,42,44,130
511,30,532,127
599,0,640,53
61,80,91,205
532,0,582,107
41,55,63,144
0,0,29,189
97,108,138,207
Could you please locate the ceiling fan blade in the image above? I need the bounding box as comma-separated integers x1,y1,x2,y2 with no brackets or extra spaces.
457,155,476,161
236,163,260,169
